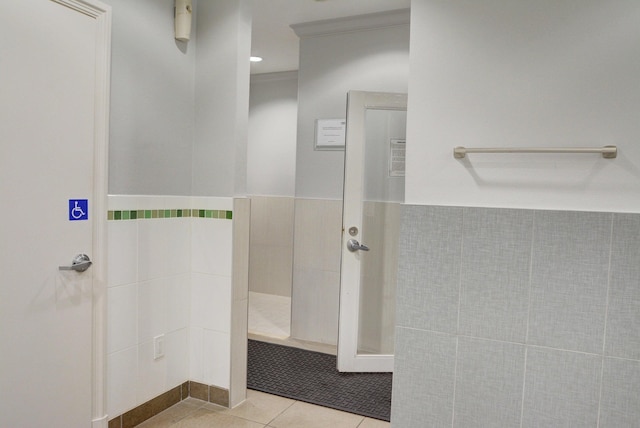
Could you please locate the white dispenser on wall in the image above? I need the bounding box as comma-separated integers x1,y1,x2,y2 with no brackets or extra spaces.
175,0,192,42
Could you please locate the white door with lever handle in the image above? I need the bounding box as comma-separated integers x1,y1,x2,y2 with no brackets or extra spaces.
337,91,407,373
0,1,108,425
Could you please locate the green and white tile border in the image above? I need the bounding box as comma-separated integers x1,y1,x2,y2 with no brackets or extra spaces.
108,208,232,220
107,195,233,221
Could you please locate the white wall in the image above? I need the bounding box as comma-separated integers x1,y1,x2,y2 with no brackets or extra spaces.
294,10,410,200
289,10,411,344
248,72,298,197
107,0,196,196
193,0,251,197
406,0,640,212
105,0,252,417
107,196,191,417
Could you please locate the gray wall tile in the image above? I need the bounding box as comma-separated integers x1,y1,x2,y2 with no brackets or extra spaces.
458,208,533,343
599,357,640,427
605,214,640,359
453,337,525,428
528,210,612,353
391,328,456,428
522,347,601,427
397,205,463,333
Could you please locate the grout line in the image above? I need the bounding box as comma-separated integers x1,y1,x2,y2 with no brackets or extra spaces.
596,213,616,428
455,208,465,335
451,336,459,428
265,398,298,426
519,347,528,428
451,208,465,427
520,210,536,428
525,210,535,346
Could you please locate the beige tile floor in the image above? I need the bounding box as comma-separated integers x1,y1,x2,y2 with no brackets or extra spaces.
137,390,390,428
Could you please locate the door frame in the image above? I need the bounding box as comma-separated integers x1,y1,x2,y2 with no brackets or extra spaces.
51,0,112,426
337,91,407,372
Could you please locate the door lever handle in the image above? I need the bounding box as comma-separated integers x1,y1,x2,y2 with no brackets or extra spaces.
347,239,370,252
59,254,92,272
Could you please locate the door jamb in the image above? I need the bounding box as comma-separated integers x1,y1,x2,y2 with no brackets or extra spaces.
51,0,112,426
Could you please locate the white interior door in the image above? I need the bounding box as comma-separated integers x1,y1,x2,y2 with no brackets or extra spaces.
337,91,407,372
0,1,110,426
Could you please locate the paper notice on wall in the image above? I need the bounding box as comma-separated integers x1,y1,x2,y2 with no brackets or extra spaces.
389,139,406,177
315,118,346,150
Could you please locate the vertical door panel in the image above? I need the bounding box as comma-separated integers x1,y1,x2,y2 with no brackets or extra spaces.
0,1,100,426
337,91,407,372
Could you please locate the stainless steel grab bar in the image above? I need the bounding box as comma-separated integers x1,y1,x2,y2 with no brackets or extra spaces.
453,145,617,159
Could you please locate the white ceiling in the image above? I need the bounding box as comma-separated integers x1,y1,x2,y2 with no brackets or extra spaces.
249,0,411,74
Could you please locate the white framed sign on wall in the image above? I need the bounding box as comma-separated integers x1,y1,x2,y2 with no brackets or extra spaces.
314,118,346,150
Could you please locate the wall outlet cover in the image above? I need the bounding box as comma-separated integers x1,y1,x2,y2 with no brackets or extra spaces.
153,334,165,360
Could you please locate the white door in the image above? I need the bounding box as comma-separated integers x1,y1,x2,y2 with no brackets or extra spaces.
337,91,407,372
0,1,110,426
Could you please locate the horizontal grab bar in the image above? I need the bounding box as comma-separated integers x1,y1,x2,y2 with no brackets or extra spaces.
453,145,617,159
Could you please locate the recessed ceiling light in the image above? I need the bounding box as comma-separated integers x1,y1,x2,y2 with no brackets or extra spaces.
250,56,263,62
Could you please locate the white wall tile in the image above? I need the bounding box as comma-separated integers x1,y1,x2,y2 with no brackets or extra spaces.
190,272,231,332
164,196,192,210
203,329,231,389
107,346,138,417
191,218,233,276
136,196,167,210
167,273,190,332
107,283,138,354
165,218,191,276
138,278,168,343
107,220,138,287
189,327,204,382
138,219,170,281
137,340,167,404
232,197,251,302
230,298,248,406
165,328,189,389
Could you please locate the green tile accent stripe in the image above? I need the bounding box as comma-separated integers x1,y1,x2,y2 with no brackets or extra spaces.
107,208,232,221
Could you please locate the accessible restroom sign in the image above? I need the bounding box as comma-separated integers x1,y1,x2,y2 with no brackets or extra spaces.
69,199,88,221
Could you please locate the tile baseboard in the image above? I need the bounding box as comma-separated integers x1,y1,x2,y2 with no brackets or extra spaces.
108,381,230,428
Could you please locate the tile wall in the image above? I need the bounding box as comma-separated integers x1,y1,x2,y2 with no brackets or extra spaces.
391,206,640,427
290,198,343,345
106,195,244,418
248,196,294,297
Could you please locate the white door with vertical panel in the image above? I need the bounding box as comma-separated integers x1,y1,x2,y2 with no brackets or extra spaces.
338,91,407,372
0,0,110,426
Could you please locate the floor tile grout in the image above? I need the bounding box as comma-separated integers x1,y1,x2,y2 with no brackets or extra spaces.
136,390,389,427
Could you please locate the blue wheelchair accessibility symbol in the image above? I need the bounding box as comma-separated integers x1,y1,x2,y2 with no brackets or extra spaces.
69,199,89,221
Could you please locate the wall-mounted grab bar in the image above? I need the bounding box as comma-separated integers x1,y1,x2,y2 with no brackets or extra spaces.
453,145,617,159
